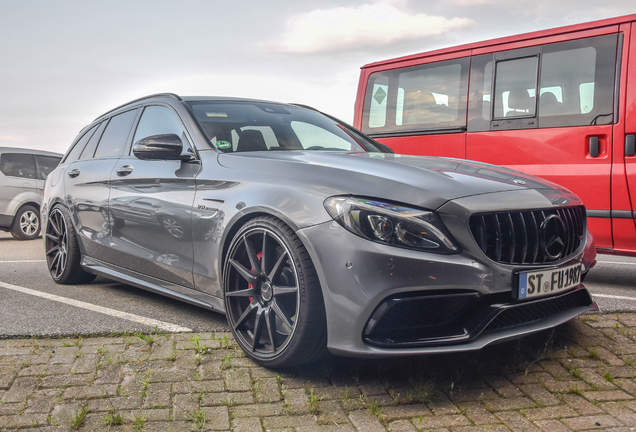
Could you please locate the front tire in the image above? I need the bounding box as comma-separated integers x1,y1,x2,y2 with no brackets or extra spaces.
11,205,40,240
45,206,96,285
223,216,327,368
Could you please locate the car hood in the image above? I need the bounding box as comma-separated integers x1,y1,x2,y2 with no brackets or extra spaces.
217,151,576,210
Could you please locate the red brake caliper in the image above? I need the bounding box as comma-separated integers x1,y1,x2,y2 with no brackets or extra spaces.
248,251,263,302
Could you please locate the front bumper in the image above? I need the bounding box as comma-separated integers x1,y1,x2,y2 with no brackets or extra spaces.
296,221,597,358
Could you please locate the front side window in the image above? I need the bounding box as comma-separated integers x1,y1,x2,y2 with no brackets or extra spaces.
35,156,61,179
0,153,36,179
189,102,381,153
362,57,470,135
94,109,138,158
133,106,186,146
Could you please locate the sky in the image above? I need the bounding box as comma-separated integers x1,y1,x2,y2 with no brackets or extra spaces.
1,0,634,154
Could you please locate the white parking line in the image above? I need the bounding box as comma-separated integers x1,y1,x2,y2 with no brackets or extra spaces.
593,293,636,301
0,281,192,333
0,260,46,263
596,261,636,266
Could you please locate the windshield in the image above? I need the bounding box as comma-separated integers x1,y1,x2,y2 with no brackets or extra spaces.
187,101,385,153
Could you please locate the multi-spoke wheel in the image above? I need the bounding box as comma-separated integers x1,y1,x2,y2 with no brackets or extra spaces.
45,206,96,285
11,205,40,240
223,216,327,367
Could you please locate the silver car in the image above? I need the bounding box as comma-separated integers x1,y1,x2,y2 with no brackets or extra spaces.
42,94,597,367
0,147,62,239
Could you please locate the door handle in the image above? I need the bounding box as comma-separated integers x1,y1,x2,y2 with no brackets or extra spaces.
116,165,134,176
589,136,600,158
626,134,636,157
67,168,80,178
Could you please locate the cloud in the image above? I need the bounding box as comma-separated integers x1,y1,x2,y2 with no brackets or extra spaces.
265,1,474,54
446,0,502,6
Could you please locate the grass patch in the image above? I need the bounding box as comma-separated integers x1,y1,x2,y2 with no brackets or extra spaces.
190,409,206,429
132,412,147,431
69,406,88,431
306,388,322,415
103,410,124,426
588,347,601,361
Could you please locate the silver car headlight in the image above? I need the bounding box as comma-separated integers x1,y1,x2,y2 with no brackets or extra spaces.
324,197,460,254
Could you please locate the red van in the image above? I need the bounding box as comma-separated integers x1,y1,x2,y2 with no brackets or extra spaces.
354,14,636,256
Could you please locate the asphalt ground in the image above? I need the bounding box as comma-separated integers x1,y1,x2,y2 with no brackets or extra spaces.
0,232,229,338
0,231,634,338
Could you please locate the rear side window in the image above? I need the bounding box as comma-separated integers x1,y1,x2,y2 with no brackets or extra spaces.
0,153,36,179
35,156,61,180
362,57,470,135
80,121,107,160
64,124,98,163
94,109,138,158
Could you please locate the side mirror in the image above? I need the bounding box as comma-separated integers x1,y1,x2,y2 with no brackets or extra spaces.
133,134,183,160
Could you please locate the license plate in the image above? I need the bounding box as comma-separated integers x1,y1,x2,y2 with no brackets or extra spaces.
517,262,582,300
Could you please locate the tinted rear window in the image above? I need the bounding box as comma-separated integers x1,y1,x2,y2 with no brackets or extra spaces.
0,153,36,179
35,155,61,179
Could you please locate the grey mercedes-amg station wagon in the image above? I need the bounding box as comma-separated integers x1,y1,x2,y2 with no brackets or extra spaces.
42,93,597,367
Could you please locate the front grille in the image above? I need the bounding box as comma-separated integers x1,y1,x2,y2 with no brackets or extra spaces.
470,206,585,264
485,288,593,332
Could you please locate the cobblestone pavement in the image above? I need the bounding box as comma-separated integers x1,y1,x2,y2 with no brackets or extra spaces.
3,314,636,431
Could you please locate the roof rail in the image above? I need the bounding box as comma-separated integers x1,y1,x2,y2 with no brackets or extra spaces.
94,93,182,121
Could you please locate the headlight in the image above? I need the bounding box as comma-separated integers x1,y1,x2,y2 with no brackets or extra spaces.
324,197,459,254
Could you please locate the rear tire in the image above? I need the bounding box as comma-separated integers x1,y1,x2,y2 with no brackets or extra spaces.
223,216,327,368
10,205,40,240
44,205,96,285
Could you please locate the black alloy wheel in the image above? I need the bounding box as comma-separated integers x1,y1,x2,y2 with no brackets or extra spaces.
45,206,96,285
223,216,327,367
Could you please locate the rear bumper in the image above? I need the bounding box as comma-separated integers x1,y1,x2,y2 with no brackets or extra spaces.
0,214,13,229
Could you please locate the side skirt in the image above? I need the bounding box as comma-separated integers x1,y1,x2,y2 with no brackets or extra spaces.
81,255,226,314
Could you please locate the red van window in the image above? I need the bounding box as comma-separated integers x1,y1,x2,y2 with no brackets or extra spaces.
362,57,470,135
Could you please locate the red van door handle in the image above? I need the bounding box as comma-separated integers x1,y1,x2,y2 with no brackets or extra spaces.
626,134,636,157
589,137,600,158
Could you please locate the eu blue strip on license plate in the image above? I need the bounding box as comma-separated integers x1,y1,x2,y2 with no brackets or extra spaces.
518,263,582,299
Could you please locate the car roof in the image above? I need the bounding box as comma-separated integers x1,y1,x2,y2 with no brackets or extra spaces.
181,96,288,104
0,147,63,157
94,93,305,122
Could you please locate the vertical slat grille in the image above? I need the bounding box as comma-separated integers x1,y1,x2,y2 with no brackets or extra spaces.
469,206,586,264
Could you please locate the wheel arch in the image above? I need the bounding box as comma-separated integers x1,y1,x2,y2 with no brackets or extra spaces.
219,207,303,278
44,198,88,256
13,201,41,218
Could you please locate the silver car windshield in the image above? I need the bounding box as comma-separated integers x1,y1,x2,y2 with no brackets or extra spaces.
187,101,380,153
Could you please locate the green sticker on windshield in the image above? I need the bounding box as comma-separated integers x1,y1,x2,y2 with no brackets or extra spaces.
216,140,232,149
